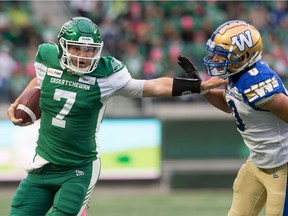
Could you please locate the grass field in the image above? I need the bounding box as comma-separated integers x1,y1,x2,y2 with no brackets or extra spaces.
0,182,266,216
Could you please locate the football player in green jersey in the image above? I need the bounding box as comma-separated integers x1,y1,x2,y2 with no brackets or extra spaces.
7,17,226,216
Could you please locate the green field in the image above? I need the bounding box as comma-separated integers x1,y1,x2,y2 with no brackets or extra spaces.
0,183,265,216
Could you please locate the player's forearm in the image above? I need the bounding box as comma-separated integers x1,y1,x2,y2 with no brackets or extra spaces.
143,77,173,97
143,77,203,97
203,89,232,113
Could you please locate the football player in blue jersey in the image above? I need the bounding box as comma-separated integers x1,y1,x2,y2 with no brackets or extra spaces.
7,17,226,216
179,20,288,216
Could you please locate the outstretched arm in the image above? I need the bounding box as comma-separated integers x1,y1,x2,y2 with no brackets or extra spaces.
142,77,173,97
142,76,227,97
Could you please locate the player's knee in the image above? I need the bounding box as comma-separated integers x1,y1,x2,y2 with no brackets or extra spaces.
55,185,86,215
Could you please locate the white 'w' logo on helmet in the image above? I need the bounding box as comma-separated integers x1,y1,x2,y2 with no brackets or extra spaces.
231,30,253,51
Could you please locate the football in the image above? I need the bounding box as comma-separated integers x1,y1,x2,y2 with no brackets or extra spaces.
15,86,41,123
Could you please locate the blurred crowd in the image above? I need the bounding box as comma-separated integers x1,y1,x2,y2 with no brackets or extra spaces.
1,1,288,105
0,1,57,103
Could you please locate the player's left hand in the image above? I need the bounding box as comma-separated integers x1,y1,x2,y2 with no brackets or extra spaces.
201,76,228,90
177,55,228,92
177,56,201,80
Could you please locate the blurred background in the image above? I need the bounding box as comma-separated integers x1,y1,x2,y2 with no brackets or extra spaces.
0,1,288,111
1,1,287,215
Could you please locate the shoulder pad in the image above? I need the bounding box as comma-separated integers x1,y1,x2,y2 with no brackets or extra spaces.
35,43,61,68
244,76,280,103
93,56,126,77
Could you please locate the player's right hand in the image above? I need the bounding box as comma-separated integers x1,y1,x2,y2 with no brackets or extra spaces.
7,103,33,127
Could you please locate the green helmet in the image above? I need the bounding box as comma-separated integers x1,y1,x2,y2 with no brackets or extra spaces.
58,17,103,75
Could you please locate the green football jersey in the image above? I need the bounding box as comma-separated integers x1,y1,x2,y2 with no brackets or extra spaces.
34,43,129,166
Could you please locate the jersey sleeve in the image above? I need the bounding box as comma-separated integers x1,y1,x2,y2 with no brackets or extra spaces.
242,69,287,106
107,57,144,97
104,65,145,97
114,78,145,97
107,66,131,88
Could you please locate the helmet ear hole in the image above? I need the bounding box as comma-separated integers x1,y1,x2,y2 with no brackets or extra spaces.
240,52,249,61
245,52,249,59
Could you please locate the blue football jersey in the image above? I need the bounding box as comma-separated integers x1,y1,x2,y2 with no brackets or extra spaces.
226,60,288,168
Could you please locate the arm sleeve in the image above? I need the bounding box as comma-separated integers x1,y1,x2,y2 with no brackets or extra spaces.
114,78,145,97
107,66,145,97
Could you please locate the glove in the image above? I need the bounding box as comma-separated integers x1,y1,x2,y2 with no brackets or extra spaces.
177,55,201,80
177,55,208,95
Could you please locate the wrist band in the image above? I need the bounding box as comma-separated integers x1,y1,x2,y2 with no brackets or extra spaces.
172,78,201,96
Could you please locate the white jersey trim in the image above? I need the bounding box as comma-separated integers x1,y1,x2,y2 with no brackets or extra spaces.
34,62,47,87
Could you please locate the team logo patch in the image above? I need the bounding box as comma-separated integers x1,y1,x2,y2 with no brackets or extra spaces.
181,91,192,95
78,76,96,85
47,68,63,78
111,58,124,72
244,76,279,102
231,30,253,51
76,170,85,176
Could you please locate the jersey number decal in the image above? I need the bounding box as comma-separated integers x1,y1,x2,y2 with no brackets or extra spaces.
228,100,245,132
52,89,76,128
